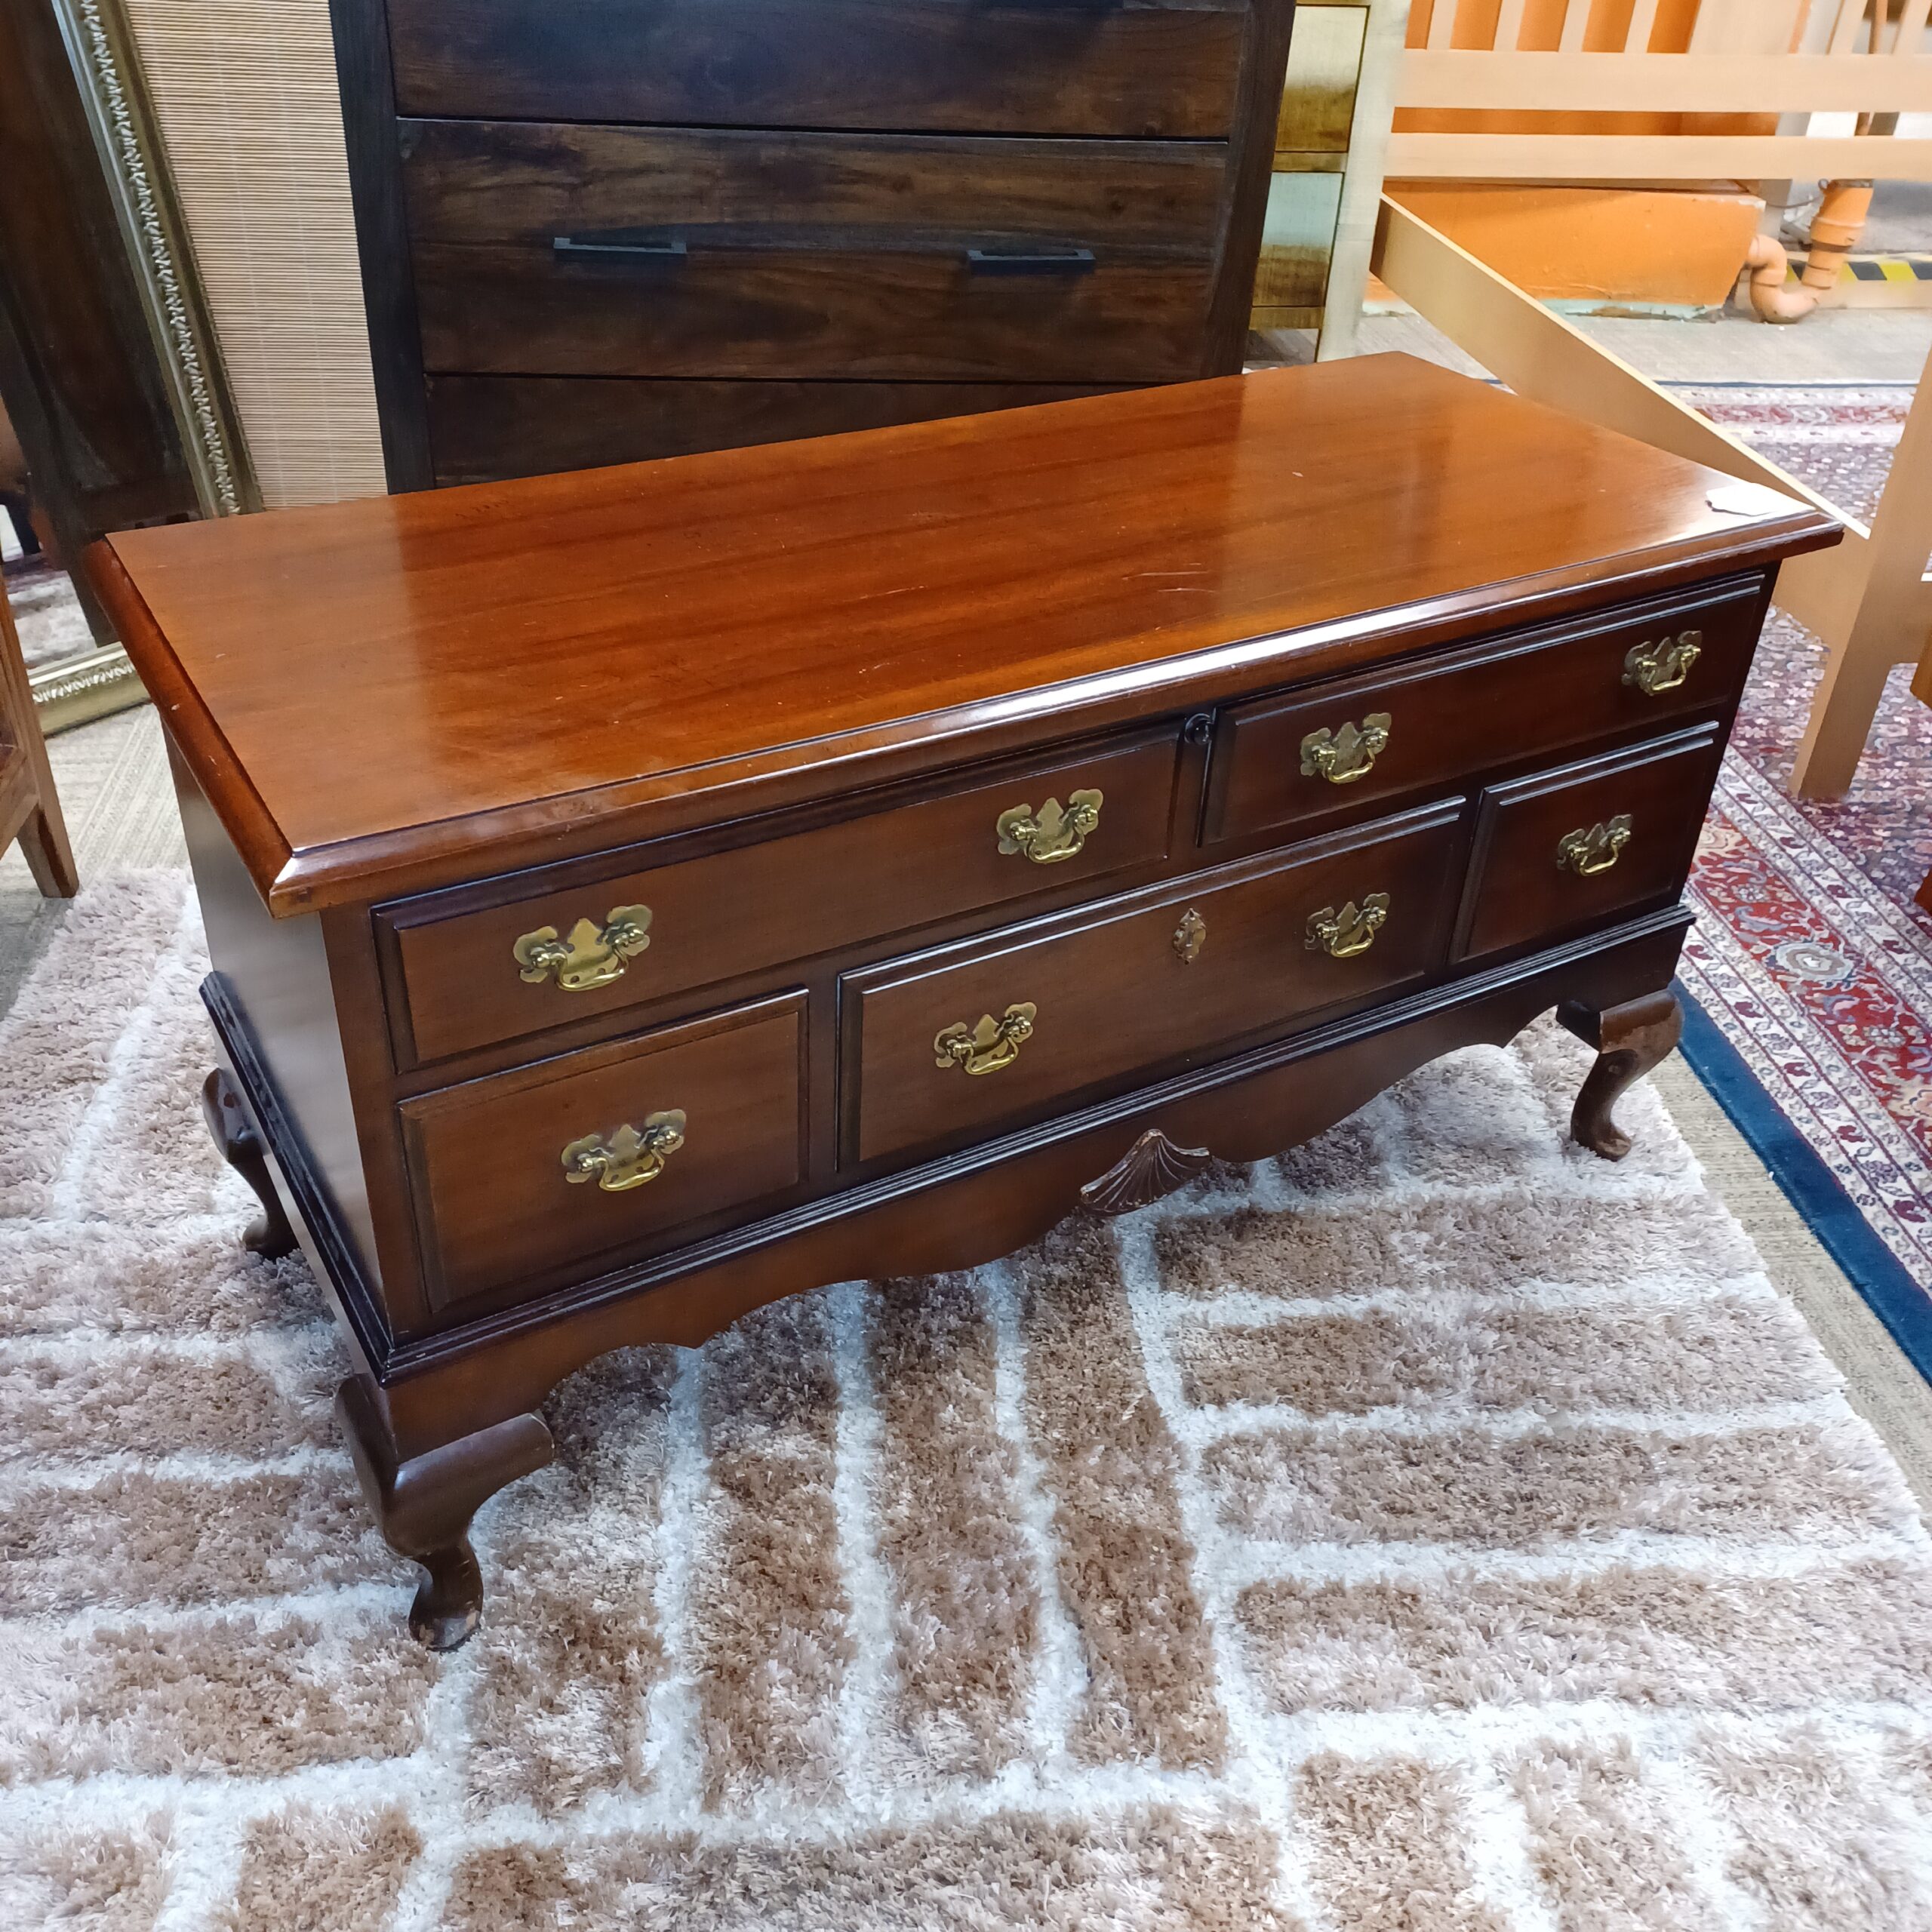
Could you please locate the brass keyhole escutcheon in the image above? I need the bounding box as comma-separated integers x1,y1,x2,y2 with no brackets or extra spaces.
1306,893,1389,960
1172,907,1207,964
996,790,1103,865
1557,815,1632,877
514,904,653,992
1623,631,1702,697
561,1109,686,1192
934,1002,1037,1076
1300,712,1391,786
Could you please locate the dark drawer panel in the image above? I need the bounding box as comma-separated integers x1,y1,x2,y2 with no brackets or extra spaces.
426,374,1128,486
402,122,1223,384
387,0,1248,138
1204,578,1764,847
382,731,1182,1068
401,992,807,1311
846,798,1466,1169
1453,726,1724,967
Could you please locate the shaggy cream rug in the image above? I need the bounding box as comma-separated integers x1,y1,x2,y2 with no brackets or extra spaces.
2,873,1931,1930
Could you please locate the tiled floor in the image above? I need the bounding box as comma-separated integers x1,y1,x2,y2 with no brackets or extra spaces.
1257,305,1932,387
1578,308,1932,385
1858,178,1932,255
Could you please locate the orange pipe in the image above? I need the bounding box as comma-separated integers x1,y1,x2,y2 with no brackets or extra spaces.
1745,180,1875,325
1804,177,1875,289
1746,233,1810,324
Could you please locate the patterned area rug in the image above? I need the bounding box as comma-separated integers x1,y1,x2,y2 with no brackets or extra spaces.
5,876,1932,1928
1672,386,1932,1335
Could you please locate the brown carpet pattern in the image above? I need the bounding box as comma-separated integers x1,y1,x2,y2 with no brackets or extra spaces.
2,875,1930,1929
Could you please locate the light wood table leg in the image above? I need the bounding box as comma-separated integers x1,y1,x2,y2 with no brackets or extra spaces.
0,571,77,897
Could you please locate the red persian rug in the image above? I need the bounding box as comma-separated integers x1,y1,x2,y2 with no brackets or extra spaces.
1672,385,1932,1361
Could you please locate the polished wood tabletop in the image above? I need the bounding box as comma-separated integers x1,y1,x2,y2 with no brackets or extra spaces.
94,356,1838,913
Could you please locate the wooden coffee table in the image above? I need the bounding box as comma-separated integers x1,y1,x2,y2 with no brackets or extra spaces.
91,359,1838,1648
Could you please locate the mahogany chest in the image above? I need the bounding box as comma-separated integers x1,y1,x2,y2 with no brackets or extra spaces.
94,358,1838,1647
327,0,1295,488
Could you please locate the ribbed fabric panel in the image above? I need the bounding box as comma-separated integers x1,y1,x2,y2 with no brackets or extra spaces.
120,0,387,507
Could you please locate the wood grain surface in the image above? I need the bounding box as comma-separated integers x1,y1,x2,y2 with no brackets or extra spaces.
844,797,1466,1166
423,374,1129,485
385,730,1179,1067
400,989,808,1309
384,0,1251,137
402,122,1225,384
1204,575,1766,845
335,0,1291,485
96,358,1839,914
1454,725,1727,965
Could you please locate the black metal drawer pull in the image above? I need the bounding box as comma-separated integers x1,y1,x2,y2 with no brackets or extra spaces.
964,247,1097,276
552,231,688,262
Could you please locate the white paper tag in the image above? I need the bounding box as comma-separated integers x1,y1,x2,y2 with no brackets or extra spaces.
1707,481,1806,518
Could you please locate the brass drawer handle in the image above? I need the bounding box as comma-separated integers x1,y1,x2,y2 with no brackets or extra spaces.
1172,906,1207,964
513,904,652,992
1300,712,1391,785
561,1110,686,1192
1557,815,1632,877
934,1002,1037,1077
1306,894,1389,959
1623,629,1702,697
996,790,1103,866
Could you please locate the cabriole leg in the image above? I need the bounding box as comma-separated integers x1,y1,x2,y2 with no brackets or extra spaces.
1557,988,1684,1162
336,1377,555,1651
200,1067,298,1259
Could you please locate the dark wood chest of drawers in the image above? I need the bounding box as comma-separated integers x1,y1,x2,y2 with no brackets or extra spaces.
94,358,1838,1648
328,0,1296,489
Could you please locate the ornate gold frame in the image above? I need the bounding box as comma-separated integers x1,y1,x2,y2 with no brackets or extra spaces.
29,0,257,731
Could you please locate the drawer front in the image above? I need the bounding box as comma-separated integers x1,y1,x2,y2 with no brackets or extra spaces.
383,731,1181,1068
1454,726,1724,967
401,992,807,1310
1205,579,1764,847
425,374,1128,486
402,122,1223,385
387,0,1249,139
847,798,1467,1168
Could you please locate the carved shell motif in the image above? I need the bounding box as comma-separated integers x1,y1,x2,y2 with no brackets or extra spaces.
1079,1128,1214,1216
